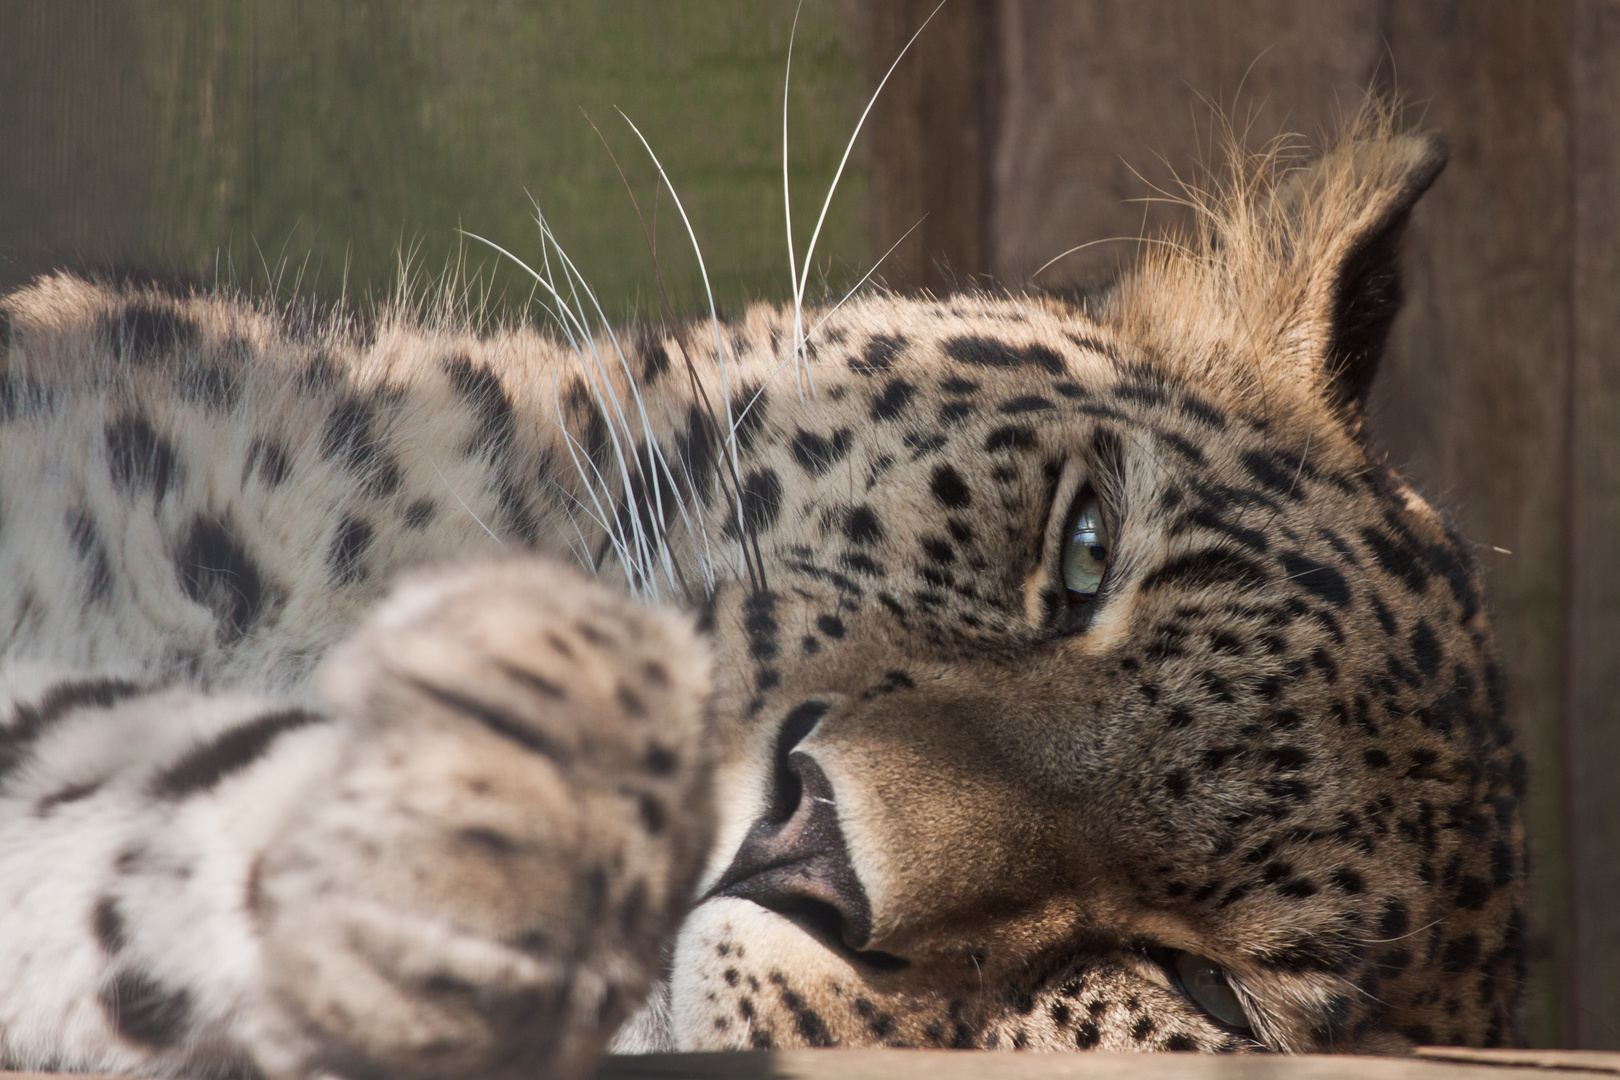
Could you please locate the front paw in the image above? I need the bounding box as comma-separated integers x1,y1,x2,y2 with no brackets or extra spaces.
245,560,713,1080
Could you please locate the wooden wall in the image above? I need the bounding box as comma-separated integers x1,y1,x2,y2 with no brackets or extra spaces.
0,0,871,320
870,0,1620,1049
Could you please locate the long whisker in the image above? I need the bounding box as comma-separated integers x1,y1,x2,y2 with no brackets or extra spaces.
618,108,766,593
1029,235,1189,280
580,106,680,330
793,0,947,376
458,227,644,585
733,218,924,433
549,372,638,579
782,0,807,398
426,457,505,548
539,216,671,597
536,207,700,595
807,217,923,335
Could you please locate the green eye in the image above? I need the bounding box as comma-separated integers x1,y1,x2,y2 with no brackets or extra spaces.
1062,496,1110,597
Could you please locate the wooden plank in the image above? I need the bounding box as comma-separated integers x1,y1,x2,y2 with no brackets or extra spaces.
980,0,1585,1047
0,0,872,317
772,1051,1620,1079
0,1,172,279
596,1053,773,1079
985,0,1382,289
1566,0,1620,1051
593,1049,1620,1080
771,1050,1620,1080
11,1049,1620,1080
1372,0,1577,1048
866,0,994,293
1415,1048,1620,1074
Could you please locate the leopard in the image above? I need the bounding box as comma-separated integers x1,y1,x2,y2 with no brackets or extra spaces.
0,113,1525,1079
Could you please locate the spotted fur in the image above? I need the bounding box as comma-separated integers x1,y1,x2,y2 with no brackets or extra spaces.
0,118,1522,1078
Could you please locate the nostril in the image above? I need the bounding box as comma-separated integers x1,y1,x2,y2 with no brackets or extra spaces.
710,720,892,959
764,700,828,824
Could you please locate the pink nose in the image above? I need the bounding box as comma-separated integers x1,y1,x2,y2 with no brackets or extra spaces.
705,701,875,952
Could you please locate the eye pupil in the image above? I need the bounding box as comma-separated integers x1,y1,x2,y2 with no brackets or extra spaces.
1088,544,1107,561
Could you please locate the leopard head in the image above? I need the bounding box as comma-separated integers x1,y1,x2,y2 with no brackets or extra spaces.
660,120,1522,1054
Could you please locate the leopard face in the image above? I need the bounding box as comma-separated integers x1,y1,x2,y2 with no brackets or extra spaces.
656,128,1524,1053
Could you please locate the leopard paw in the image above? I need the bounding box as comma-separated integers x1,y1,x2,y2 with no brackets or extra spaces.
244,560,713,1080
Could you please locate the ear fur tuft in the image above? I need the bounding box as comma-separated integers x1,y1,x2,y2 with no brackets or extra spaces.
1096,104,1447,432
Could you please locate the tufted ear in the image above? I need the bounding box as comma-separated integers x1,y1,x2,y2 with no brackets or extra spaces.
1270,131,1447,414
1099,119,1447,429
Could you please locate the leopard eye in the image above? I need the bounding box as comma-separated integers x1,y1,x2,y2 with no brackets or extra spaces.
1174,952,1252,1031
1062,495,1110,598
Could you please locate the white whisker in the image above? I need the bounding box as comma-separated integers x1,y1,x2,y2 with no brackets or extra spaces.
808,217,922,335
460,224,668,594
533,209,697,594
535,214,664,595
782,0,808,398
791,0,947,387
426,457,505,548
617,109,750,583
732,218,924,434
542,449,612,574
456,224,642,583
549,373,638,579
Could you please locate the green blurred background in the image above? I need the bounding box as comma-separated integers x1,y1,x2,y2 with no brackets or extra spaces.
0,0,870,320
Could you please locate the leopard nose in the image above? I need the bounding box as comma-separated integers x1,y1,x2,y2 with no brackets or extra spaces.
707,704,874,950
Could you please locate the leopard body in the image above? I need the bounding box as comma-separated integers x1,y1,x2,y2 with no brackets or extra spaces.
0,124,1525,1077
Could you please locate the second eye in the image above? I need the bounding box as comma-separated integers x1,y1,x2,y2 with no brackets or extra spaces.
1062,494,1110,599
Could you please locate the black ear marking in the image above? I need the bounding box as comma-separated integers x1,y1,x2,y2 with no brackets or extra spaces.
1325,137,1447,413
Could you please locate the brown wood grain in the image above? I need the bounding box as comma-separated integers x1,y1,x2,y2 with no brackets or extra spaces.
866,0,994,293
1371,0,1577,1047
1567,0,1620,1051
0,2,179,277
950,0,1602,1047
986,0,1383,289
770,1049,1620,1080
1415,1047,1620,1074
594,1048,1620,1079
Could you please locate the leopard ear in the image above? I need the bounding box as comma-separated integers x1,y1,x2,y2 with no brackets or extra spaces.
1100,123,1445,425
1269,131,1447,414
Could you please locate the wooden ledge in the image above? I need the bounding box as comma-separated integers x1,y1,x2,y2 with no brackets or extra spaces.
598,1049,1620,1080
7,1048,1619,1080
591,1049,1620,1080
1410,1049,1620,1075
